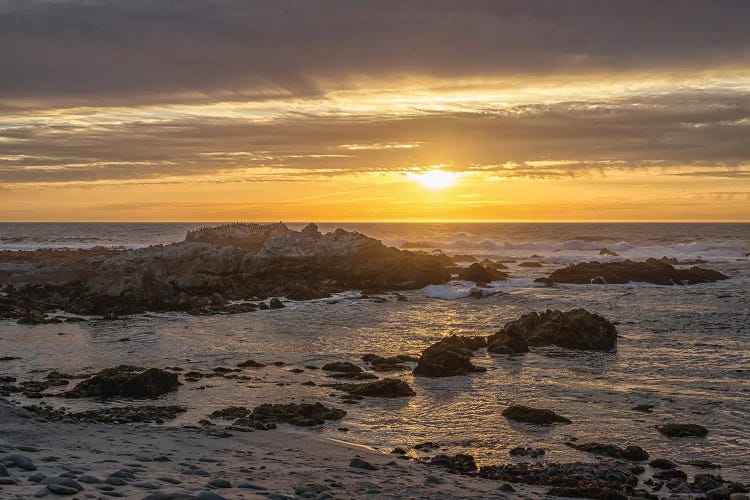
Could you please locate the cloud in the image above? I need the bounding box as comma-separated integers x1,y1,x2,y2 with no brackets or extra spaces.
1,1,750,109
1,89,750,185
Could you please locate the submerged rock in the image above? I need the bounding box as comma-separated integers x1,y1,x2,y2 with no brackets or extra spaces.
65,366,180,399
537,258,729,285
332,378,415,398
493,308,617,351
413,335,486,377
657,423,709,437
322,362,362,373
428,454,478,474
566,442,649,461
502,405,571,425
361,353,418,372
248,402,346,426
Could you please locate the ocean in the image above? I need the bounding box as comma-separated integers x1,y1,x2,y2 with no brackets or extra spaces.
0,222,748,482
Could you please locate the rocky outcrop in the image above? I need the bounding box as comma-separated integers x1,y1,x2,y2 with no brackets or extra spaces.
413,335,486,377
536,258,728,285
502,405,571,425
0,223,450,317
493,309,617,351
65,366,180,399
487,329,529,354
457,263,507,282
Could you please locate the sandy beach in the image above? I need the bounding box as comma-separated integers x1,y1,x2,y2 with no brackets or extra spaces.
0,398,526,499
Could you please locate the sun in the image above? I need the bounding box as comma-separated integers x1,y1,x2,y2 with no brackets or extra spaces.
409,170,458,189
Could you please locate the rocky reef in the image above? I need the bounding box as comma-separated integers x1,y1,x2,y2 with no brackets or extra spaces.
0,223,450,318
536,258,729,285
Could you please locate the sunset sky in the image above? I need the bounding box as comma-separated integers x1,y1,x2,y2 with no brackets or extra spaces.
1,1,749,221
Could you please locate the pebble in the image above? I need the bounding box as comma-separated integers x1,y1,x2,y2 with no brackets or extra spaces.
78,475,103,484
0,463,8,476
349,457,377,470
17,445,41,452
29,472,47,483
157,476,182,485
207,478,232,488
33,487,50,497
41,477,84,491
0,477,19,485
0,453,37,471
105,476,128,486
134,482,160,490
197,492,229,500
237,482,267,490
94,485,115,491
47,483,81,495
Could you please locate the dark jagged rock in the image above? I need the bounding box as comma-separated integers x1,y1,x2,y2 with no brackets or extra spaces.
657,423,709,437
536,258,729,286
457,263,507,282
322,362,362,373
331,378,415,398
479,461,644,495
509,447,545,458
649,458,676,469
599,248,619,256
493,308,617,351
566,442,649,461
269,297,285,309
413,335,486,377
518,261,542,268
248,402,346,426
24,403,186,423
428,454,478,474
480,258,507,270
209,406,251,419
65,366,180,399
502,405,571,425
487,329,529,354
0,223,450,317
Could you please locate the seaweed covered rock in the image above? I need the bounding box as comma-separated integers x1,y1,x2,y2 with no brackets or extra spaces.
65,366,180,399
332,378,415,398
249,402,346,426
537,258,728,285
413,335,486,377
502,405,571,425
495,308,617,351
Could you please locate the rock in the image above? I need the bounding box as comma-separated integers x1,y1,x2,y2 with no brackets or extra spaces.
413,335,486,377
40,477,84,491
65,366,180,399
349,458,377,470
77,475,102,484
508,447,545,458
207,478,231,488
599,248,619,256
0,463,7,476
632,404,655,413
361,353,418,371
414,442,440,451
294,483,330,498
46,484,80,495
452,254,476,263
24,404,186,423
649,459,676,469
237,359,265,368
537,258,729,285
269,298,284,309
321,362,362,373
0,453,37,471
331,378,415,398
493,308,617,350
657,423,709,437
249,402,346,426
547,485,626,499
0,477,18,485
518,261,542,267
487,329,529,354
457,263,507,282
566,442,649,461
428,454,477,474
209,406,251,419
502,405,571,425
654,469,687,481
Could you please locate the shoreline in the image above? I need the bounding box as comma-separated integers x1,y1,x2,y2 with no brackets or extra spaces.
0,398,519,499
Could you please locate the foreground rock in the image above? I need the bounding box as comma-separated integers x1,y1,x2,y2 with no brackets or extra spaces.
25,403,186,423
492,308,617,351
413,335,487,377
427,454,478,474
566,442,649,461
331,378,416,398
65,366,180,399
502,405,571,425
537,258,729,285
0,222,450,317
486,329,529,354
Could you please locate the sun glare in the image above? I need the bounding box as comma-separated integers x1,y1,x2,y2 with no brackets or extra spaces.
409,170,458,189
